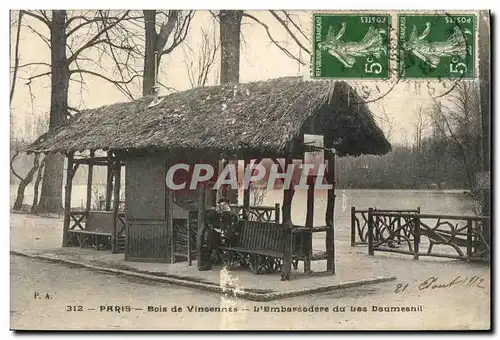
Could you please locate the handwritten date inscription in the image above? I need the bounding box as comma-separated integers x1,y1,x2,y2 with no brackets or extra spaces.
395,275,486,293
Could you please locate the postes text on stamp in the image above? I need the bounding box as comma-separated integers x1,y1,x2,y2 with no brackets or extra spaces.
312,13,391,79
398,13,476,79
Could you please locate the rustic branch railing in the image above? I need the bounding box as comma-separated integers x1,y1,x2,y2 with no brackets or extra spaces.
367,209,490,261
230,204,280,223
351,207,420,246
98,200,126,212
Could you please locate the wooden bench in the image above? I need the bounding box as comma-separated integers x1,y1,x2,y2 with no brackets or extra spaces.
68,211,126,252
221,220,305,276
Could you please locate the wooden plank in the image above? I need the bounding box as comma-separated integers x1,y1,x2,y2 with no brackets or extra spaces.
414,216,421,260
281,154,294,281
105,152,113,211
243,158,250,220
304,179,314,273
467,219,473,262
111,160,121,253
85,150,95,212
368,208,374,255
62,153,74,247
196,185,206,267
167,186,174,263
325,151,335,273
187,214,192,266
350,206,356,247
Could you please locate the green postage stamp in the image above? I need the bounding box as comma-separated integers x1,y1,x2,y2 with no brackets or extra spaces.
399,14,476,79
312,14,391,79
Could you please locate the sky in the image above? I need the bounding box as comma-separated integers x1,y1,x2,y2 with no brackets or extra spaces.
10,9,477,145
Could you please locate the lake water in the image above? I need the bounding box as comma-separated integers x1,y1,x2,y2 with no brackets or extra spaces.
11,184,475,229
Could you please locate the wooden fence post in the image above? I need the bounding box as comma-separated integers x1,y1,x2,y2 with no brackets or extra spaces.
413,215,420,260
350,206,356,247
304,180,314,273
105,152,113,211
86,150,95,212
466,218,473,262
196,185,207,268
111,159,121,254
187,213,192,266
281,154,293,281
63,152,74,247
368,208,374,256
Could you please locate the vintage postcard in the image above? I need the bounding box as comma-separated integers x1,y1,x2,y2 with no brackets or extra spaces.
9,8,491,331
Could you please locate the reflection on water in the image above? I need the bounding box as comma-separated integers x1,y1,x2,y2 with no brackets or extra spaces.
11,185,474,228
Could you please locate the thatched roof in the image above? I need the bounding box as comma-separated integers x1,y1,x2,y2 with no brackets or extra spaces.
27,77,391,158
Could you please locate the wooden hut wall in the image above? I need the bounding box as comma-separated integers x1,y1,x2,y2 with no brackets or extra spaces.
125,156,170,262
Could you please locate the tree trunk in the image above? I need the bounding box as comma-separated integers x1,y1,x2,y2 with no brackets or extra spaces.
12,155,40,211
143,10,179,96
219,10,242,84
219,10,242,204
37,10,69,213
31,157,46,213
143,10,157,96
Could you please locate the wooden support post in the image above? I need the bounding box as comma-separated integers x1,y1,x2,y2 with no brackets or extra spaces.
196,184,207,268
86,150,95,212
413,215,420,260
243,158,250,220
325,151,336,273
368,208,374,256
187,213,192,266
210,181,217,207
281,154,294,281
111,159,121,254
105,152,113,211
466,219,473,262
350,207,356,246
304,179,314,273
63,153,74,247
167,187,174,263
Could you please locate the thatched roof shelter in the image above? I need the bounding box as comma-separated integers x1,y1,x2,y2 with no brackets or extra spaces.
27,76,391,158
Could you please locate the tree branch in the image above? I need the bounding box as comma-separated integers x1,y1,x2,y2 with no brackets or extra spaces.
269,10,310,54
242,12,305,65
67,10,130,64
21,10,51,28
24,23,51,49
10,151,22,181
14,62,51,69
24,71,51,85
282,11,310,42
156,10,178,53
10,10,22,104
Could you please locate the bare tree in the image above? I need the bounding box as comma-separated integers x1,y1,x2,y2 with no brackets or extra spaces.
10,146,41,211
428,82,481,192
143,10,194,95
182,26,219,88
19,10,140,212
10,10,23,104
